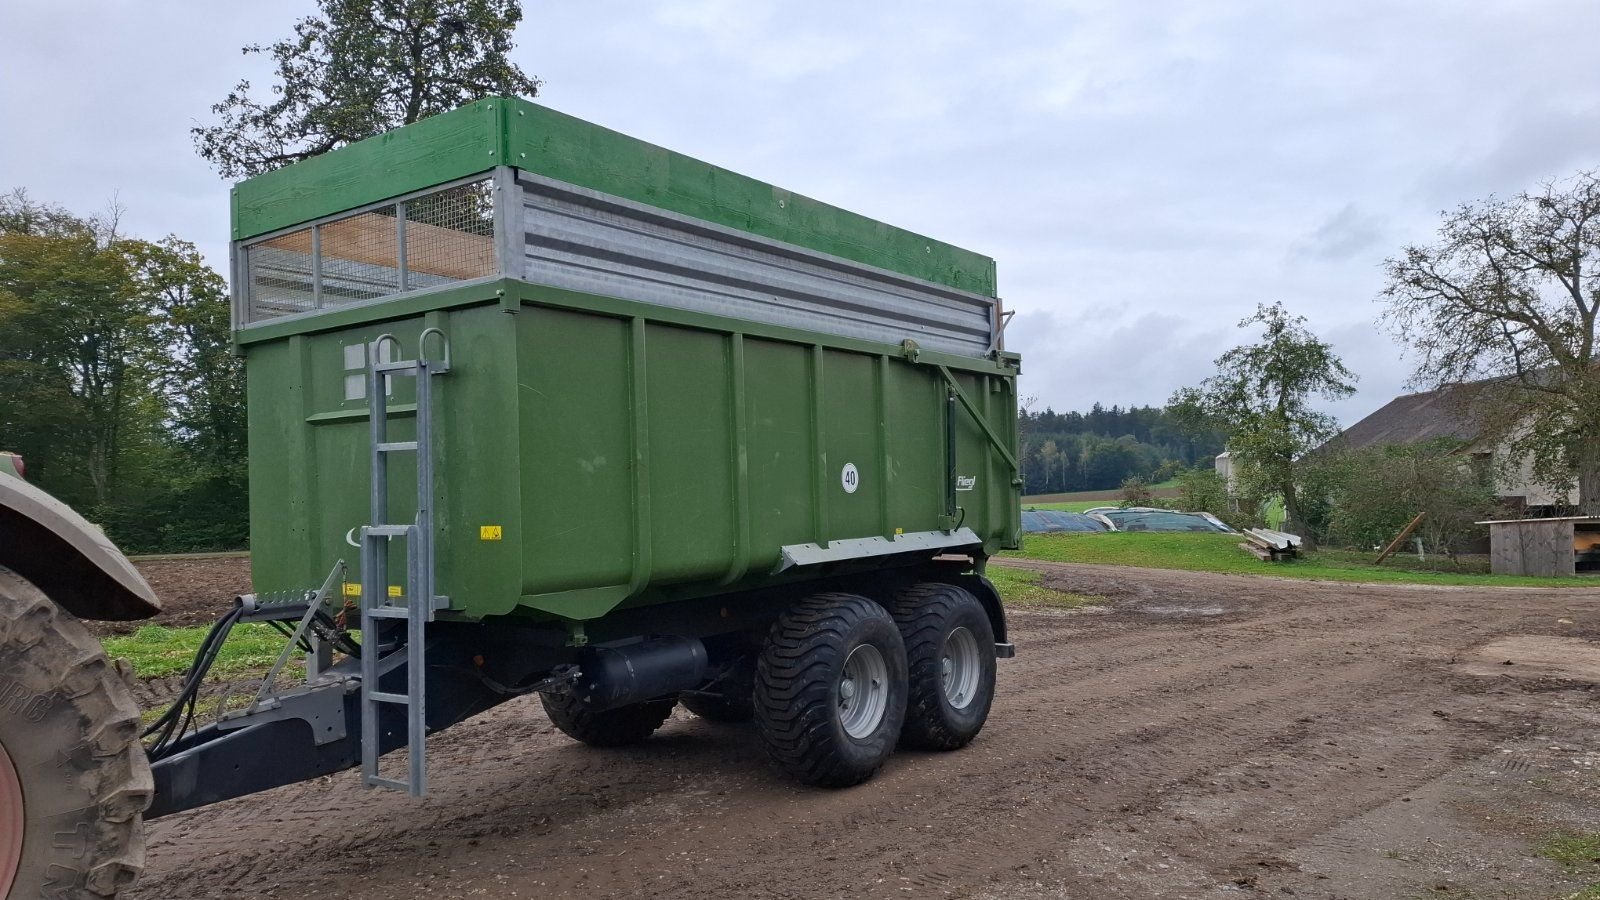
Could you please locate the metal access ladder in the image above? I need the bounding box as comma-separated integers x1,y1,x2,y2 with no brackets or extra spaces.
359,329,450,796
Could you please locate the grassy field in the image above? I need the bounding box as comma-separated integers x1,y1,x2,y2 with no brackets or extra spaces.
103,623,302,680
986,565,1104,609
1007,531,1599,588
1021,479,1180,507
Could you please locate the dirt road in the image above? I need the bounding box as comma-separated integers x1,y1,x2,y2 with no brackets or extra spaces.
128,562,1600,899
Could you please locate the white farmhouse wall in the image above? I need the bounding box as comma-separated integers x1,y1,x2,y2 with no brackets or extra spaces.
1492,443,1577,507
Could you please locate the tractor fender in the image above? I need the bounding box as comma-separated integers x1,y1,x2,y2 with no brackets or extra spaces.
0,473,160,621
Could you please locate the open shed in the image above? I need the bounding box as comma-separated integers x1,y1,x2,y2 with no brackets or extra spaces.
1478,516,1600,577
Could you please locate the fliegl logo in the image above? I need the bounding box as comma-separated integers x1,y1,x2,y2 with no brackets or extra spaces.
954,475,977,492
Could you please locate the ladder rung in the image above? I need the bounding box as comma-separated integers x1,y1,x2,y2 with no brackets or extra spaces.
369,691,411,704
375,441,418,452
372,360,420,374
366,775,412,791
366,607,410,619
364,525,415,537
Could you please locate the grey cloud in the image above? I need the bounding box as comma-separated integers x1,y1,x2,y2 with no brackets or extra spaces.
1292,204,1389,262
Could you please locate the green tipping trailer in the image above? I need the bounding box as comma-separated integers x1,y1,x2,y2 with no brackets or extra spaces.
235,99,1020,625
0,99,1022,898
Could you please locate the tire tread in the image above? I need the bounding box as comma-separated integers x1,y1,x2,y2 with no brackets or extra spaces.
754,593,903,787
892,581,996,751
0,565,150,898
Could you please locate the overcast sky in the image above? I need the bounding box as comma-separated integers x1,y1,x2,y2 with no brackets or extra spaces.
6,1,1600,425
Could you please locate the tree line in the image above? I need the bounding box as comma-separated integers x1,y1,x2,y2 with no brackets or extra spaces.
1019,403,1225,495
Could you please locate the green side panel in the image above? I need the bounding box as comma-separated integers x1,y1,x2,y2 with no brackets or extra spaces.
820,350,881,540
517,307,634,594
231,101,503,241
744,343,817,551
883,361,947,531
245,279,1020,623
232,98,996,296
642,325,735,582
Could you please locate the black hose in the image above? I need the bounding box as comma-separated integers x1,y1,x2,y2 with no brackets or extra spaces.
142,604,364,761
143,606,243,760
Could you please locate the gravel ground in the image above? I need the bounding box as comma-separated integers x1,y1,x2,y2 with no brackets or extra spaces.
122,558,1600,899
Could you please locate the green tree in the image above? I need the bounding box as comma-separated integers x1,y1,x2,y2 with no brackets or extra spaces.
125,238,250,550
126,238,244,469
1171,302,1356,538
1325,440,1501,557
1118,474,1155,508
194,0,542,178
1382,171,1600,514
0,198,158,506
1174,465,1228,516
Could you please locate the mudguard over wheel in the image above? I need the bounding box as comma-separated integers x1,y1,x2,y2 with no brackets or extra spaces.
754,593,908,787
892,582,997,751
541,693,676,747
0,566,151,900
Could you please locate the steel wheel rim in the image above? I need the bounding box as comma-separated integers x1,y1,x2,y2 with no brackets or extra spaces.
0,738,23,899
837,643,889,739
941,626,982,710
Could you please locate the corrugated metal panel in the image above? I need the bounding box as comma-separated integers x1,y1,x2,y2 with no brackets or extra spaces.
517,173,1000,358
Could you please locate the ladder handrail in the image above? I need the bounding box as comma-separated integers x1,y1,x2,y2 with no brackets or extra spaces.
359,332,450,798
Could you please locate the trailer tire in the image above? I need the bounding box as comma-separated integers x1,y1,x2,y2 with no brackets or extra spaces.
681,655,755,723
754,593,907,787
540,693,676,747
0,565,151,900
892,582,997,751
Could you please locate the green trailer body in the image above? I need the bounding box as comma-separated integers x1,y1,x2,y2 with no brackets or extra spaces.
233,98,1022,627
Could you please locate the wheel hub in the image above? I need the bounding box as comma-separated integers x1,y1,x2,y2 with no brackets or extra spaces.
940,626,981,710
0,738,23,899
836,644,889,740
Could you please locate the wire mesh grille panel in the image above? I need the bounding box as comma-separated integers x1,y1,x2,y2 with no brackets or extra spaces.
239,178,496,324
406,181,496,288
243,228,316,319
319,210,401,304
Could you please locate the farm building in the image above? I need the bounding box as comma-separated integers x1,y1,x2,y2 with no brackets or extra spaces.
1328,382,1576,512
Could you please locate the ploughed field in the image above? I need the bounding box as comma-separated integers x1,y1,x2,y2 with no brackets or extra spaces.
124,558,1600,898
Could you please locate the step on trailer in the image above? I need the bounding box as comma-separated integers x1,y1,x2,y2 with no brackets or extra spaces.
0,98,1021,898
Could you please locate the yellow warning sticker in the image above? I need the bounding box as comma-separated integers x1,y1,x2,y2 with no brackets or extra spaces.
480,525,504,541
343,583,361,597
388,585,403,598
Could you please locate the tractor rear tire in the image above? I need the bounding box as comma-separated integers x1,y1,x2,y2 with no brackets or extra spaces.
754,593,908,788
892,582,997,751
0,565,151,900
541,693,676,747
